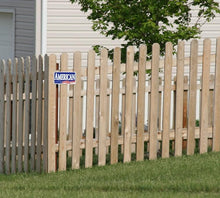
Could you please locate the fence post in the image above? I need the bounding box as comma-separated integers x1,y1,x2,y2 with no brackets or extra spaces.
48,54,57,172
187,40,198,155
149,43,160,160
121,78,126,154
136,45,146,161
11,58,18,174
59,53,68,171
30,56,37,171
182,76,188,150
123,46,134,163
5,59,12,174
72,52,82,169
106,79,111,154
110,47,121,164
98,48,108,166
85,50,95,168
43,55,49,173
131,77,137,153
68,74,74,157
208,75,214,147
95,79,100,155
162,42,173,159
36,55,43,173
213,37,220,151
158,78,163,132
200,39,211,154
24,57,31,173
0,60,5,174
18,58,24,172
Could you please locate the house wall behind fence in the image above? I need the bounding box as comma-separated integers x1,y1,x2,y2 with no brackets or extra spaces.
0,0,36,57
47,0,124,67
0,38,219,174
46,0,220,69
184,0,220,56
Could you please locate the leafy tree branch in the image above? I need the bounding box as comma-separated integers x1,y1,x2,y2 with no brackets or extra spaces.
70,0,220,62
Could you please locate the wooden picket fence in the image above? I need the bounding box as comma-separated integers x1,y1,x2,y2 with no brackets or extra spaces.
47,38,220,172
0,38,220,174
0,56,49,174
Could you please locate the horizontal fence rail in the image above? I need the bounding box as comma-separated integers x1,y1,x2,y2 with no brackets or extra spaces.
0,37,220,174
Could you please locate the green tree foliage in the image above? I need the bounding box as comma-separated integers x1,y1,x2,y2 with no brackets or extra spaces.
70,0,220,62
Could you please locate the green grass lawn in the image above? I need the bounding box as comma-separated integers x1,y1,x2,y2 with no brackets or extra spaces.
1,152,220,198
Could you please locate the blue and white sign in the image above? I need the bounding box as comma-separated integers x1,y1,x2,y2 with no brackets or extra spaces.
54,72,76,84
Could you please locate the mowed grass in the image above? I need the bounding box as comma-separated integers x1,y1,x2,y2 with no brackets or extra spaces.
1,152,220,198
